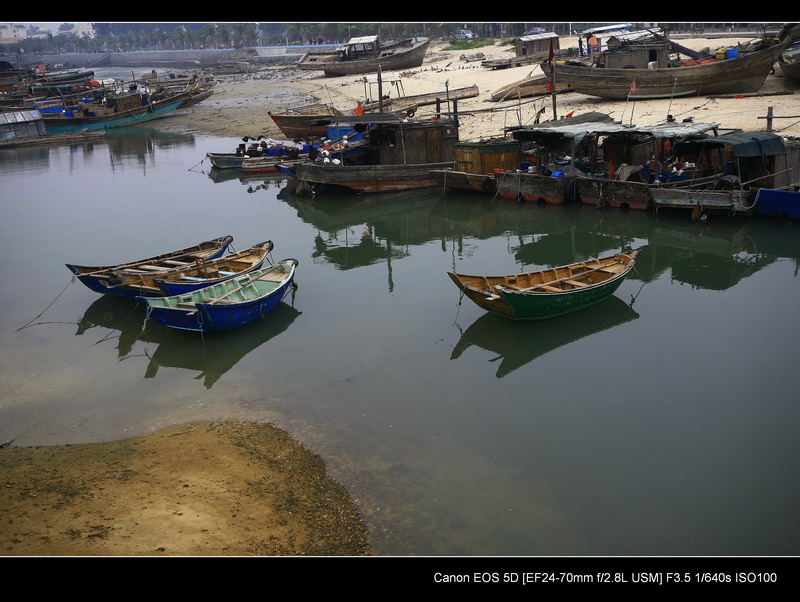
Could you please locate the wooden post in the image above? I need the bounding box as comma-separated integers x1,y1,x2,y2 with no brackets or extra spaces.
377,66,384,114
766,106,773,132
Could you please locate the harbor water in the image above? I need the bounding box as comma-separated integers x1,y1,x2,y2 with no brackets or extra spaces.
1,125,799,556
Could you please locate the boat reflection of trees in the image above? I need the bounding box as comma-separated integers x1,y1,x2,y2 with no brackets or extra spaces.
452,295,640,378
281,186,795,291
76,294,301,388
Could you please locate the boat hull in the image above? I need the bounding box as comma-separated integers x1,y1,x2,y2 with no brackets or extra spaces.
144,259,299,332
66,235,233,297
294,161,454,193
650,188,754,213
495,171,575,204
543,40,788,99
449,249,639,320
44,97,186,133
430,169,497,194
297,38,430,76
576,178,652,210
753,188,800,218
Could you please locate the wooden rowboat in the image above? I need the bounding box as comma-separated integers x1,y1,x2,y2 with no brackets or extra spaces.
142,259,299,332
66,235,233,297
448,249,640,320
106,240,275,298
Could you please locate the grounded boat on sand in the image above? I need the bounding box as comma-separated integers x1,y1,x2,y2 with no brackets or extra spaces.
448,249,640,320
296,36,430,77
542,34,788,100
142,259,299,333
66,235,233,296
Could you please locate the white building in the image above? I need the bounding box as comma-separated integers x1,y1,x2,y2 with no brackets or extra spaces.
0,23,28,42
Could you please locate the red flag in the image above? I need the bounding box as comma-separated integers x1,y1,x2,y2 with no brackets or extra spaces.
566,110,574,118
547,79,553,93
354,103,364,115
548,39,555,62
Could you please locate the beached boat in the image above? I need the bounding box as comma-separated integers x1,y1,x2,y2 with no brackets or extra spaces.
107,240,275,298
267,103,345,139
296,36,431,77
66,235,233,296
490,73,573,101
541,36,788,99
448,249,640,320
777,23,800,82
361,83,480,114
142,259,299,332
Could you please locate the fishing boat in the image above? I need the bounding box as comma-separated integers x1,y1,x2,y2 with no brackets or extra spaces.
142,259,299,332
431,137,522,194
448,249,640,320
490,73,573,101
542,35,788,100
296,36,431,77
268,103,345,139
66,235,233,296
42,87,192,133
360,83,480,114
777,23,800,82
107,240,275,298
207,138,306,170
290,115,458,195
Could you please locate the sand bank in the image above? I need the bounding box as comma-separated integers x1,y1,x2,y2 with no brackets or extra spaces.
162,37,800,141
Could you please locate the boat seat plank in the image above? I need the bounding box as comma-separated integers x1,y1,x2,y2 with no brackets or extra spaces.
163,260,191,266
565,279,589,288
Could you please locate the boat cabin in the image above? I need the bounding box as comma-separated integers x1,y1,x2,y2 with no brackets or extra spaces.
670,131,800,190
338,36,382,60
515,31,560,58
322,114,460,166
0,109,46,142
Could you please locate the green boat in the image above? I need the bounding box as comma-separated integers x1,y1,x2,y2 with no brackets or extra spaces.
448,249,640,320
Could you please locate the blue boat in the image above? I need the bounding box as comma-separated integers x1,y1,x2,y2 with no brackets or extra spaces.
142,259,299,332
66,235,234,296
753,188,800,219
42,89,190,133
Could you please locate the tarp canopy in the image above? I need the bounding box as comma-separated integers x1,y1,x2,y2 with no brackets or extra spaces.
673,131,787,157
508,116,719,146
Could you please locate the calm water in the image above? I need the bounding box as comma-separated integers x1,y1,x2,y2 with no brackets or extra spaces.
1,125,799,556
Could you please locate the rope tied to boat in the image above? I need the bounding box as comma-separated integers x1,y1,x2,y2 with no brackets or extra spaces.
16,278,76,332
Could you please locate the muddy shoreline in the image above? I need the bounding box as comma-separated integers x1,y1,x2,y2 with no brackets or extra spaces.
0,420,370,556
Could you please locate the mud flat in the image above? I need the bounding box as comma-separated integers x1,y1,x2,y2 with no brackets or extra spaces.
0,420,370,556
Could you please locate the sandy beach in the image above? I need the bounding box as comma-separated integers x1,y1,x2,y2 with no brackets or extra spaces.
162,36,800,141
2,34,797,559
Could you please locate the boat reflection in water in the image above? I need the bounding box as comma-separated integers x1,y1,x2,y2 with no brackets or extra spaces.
75,292,301,388
452,295,639,378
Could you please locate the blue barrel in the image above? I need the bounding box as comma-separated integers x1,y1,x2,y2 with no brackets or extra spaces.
725,47,739,59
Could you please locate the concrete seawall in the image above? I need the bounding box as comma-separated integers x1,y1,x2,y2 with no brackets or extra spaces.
16,45,328,69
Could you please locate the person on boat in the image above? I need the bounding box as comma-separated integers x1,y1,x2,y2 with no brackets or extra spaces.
588,35,599,55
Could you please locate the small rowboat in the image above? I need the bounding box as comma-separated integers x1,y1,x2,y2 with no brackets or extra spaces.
106,240,274,298
142,259,299,332
448,249,640,320
66,235,234,296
